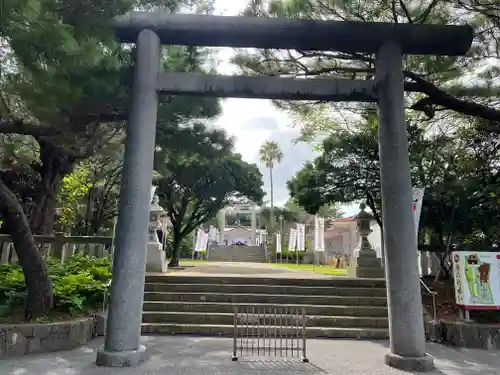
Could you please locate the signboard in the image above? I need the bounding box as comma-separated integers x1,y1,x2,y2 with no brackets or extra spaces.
452,251,500,310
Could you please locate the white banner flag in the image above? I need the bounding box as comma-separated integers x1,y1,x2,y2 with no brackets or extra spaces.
319,217,325,252
202,232,209,251
288,228,297,252
315,217,325,252
296,223,306,251
412,187,425,234
276,233,282,253
208,226,218,242
314,216,319,251
194,229,204,252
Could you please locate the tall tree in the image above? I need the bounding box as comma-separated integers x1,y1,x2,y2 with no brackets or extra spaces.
155,123,265,266
0,0,219,319
289,115,500,252
235,0,500,136
259,141,283,232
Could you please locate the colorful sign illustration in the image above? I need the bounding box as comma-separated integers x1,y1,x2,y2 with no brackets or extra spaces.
452,251,500,310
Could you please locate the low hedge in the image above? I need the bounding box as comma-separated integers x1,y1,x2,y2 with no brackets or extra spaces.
0,254,112,319
278,249,306,260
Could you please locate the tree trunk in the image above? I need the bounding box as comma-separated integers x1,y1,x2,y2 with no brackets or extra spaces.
169,227,182,267
29,141,74,235
269,167,274,233
0,178,53,320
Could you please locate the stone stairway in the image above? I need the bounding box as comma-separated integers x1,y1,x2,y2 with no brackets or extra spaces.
141,275,389,339
208,245,267,262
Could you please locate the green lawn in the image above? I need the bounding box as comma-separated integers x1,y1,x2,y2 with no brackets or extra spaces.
270,263,347,276
177,259,347,276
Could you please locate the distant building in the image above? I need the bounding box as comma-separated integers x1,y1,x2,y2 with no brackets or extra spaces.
324,216,381,258
222,225,267,246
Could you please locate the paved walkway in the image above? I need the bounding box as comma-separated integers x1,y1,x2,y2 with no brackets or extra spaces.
162,261,333,279
1,336,499,375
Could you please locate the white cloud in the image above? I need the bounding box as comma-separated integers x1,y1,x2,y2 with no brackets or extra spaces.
209,0,354,216
213,0,247,15
213,101,316,206
209,0,315,206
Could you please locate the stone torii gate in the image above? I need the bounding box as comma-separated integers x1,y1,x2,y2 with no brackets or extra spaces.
96,11,473,371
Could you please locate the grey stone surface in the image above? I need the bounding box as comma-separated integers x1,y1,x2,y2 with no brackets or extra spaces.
208,246,266,262
425,319,500,350
0,318,94,358
376,41,430,369
385,352,435,372
96,344,147,367
102,28,160,364
113,12,473,55
143,262,389,339
156,72,377,102
1,335,500,375
94,312,107,337
348,205,385,279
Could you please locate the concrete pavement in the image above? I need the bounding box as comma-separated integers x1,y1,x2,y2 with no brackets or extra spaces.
1,335,499,375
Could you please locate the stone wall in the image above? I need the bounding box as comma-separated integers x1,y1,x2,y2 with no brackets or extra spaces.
0,317,94,358
425,319,500,350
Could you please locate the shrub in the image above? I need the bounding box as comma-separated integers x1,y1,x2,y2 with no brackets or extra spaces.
280,249,306,261
0,254,112,317
163,232,194,258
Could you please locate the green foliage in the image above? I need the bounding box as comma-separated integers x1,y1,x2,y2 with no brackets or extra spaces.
156,123,265,264
259,141,283,169
236,0,500,137
0,0,220,318
290,115,500,247
164,231,195,258
57,166,92,227
280,249,306,261
0,255,111,315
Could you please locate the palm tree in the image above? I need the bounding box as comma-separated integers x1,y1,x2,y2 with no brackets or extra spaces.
259,141,283,232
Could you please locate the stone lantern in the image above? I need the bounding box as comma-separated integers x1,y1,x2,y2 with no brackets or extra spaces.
357,203,374,253
146,186,168,273
348,203,384,278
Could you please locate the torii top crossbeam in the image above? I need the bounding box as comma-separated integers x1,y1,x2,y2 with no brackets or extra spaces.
114,12,473,55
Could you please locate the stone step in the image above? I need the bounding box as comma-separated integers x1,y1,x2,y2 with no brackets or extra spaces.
144,283,388,297
208,258,267,261
142,301,388,317
209,253,265,259
208,253,265,256
210,250,264,256
142,311,389,328
208,260,267,262
145,275,386,288
141,323,389,339
143,292,388,306
349,267,385,279
210,254,264,257
212,256,265,258
357,257,383,268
